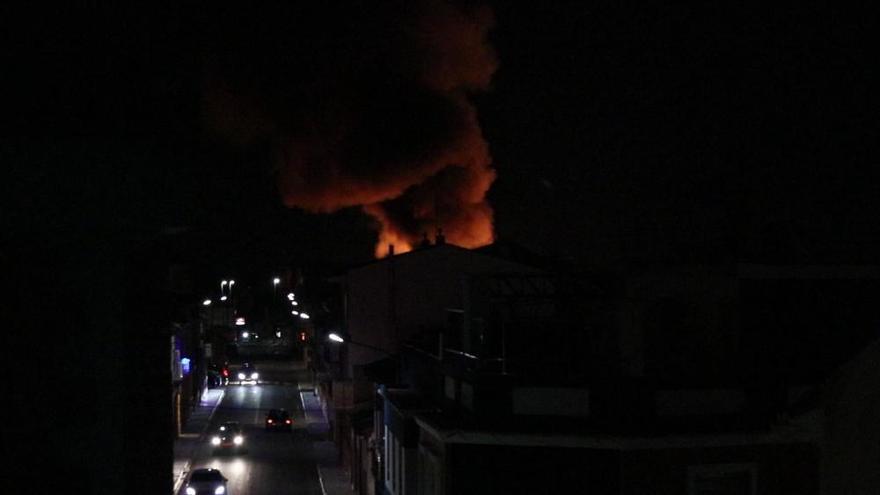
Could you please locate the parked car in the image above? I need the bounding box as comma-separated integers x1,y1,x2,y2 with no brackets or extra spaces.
206,369,222,388
183,468,228,495
211,421,246,454
264,409,293,431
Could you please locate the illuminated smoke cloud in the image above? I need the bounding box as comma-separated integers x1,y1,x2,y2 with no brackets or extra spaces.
201,1,498,257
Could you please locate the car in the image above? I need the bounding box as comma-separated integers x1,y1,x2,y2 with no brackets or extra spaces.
236,363,259,385
264,408,293,431
183,468,228,495
211,421,246,454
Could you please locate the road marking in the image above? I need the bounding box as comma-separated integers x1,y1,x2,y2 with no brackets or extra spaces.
316,465,328,495
173,460,190,495
202,389,226,436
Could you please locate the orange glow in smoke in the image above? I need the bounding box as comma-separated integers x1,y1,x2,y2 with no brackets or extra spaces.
202,2,500,259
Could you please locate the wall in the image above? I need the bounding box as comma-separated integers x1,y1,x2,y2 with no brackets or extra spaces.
617,265,739,382
619,442,818,495
822,339,880,494
446,443,620,494
344,246,544,376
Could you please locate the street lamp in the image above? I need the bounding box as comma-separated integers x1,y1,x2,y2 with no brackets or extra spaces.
221,280,228,295
299,313,310,319
220,295,227,301
326,332,393,355
202,299,212,306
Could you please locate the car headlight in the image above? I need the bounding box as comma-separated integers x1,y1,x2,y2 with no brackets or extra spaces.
215,486,226,495
234,435,243,445
251,372,258,379
211,436,221,445
238,373,246,380
186,487,196,495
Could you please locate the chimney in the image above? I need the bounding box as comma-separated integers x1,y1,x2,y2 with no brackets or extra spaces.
435,228,446,245
388,244,395,257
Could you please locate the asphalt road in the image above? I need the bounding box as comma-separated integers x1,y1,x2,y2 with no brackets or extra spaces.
183,376,324,495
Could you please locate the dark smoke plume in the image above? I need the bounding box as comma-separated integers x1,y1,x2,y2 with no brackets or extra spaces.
201,0,498,257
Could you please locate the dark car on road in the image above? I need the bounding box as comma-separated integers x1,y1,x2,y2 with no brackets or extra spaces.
183,468,228,495
265,409,293,431
206,369,222,388
211,421,246,454
236,362,259,385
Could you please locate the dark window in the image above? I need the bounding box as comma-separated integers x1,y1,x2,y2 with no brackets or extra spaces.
190,471,224,482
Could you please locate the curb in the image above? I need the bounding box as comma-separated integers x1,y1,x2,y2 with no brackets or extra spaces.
172,389,226,495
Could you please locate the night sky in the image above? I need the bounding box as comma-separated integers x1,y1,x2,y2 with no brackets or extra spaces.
6,3,879,275
483,4,878,265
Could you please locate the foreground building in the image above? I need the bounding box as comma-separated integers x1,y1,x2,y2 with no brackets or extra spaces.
314,244,880,494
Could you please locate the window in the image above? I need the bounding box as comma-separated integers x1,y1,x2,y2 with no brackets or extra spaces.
418,446,440,495
395,437,402,494
385,427,392,488
687,463,757,495
444,376,456,400
385,431,402,495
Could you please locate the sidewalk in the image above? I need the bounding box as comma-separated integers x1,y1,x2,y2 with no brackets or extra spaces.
299,384,352,495
172,388,225,494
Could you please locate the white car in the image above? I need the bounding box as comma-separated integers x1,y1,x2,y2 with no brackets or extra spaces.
184,468,228,495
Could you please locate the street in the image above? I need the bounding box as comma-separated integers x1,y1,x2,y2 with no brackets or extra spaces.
178,362,327,495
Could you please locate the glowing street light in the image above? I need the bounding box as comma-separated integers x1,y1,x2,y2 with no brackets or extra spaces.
228,280,236,294
287,292,295,300
241,331,249,339
299,313,310,319
291,310,299,315
220,296,228,301
221,280,228,295
202,299,212,306
291,301,298,306
326,332,393,356
235,317,245,326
